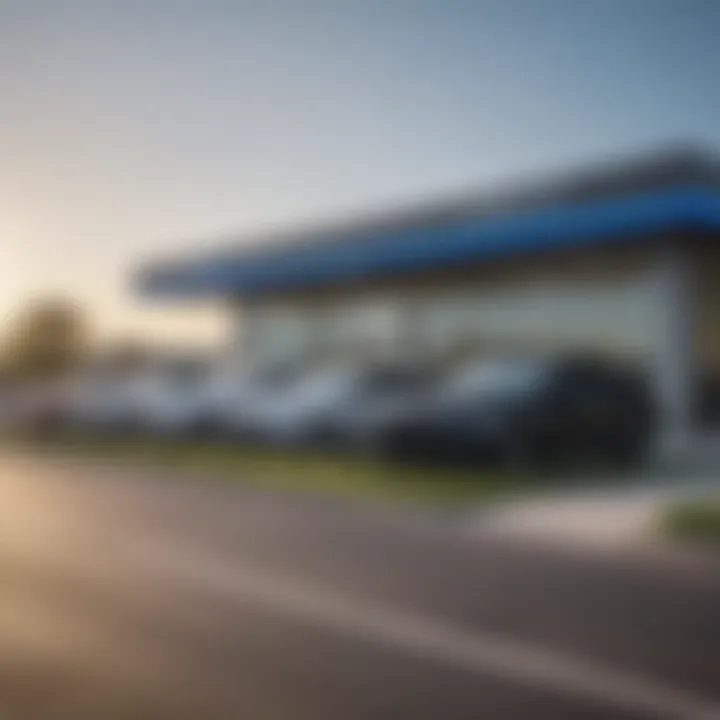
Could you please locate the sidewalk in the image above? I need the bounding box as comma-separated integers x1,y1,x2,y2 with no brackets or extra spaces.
468,479,720,552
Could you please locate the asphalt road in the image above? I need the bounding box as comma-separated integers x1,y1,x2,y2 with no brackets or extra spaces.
1,453,719,719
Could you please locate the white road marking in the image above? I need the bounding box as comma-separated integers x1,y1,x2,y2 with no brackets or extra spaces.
133,540,720,720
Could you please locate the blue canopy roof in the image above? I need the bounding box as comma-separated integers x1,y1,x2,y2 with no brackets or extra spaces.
136,181,720,299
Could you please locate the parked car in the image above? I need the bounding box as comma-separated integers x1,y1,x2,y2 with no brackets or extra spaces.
238,364,360,446
66,365,143,434
381,355,656,469
5,380,71,435
307,364,440,452
197,367,255,437
132,356,222,437
224,361,435,449
197,364,299,439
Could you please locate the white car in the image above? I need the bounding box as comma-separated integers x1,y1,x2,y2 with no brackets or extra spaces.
67,367,142,433
132,357,219,437
241,363,438,450
308,364,439,451
198,366,263,436
240,366,360,446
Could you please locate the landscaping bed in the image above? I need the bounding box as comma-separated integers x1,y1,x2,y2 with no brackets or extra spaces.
662,496,720,544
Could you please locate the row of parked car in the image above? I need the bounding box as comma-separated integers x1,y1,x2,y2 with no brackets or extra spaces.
39,352,656,470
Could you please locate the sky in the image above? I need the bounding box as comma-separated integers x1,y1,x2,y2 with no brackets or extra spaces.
1,0,720,347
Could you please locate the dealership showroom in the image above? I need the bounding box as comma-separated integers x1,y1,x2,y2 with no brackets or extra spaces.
139,149,720,462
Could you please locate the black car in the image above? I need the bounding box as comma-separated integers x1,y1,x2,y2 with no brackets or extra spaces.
381,356,656,470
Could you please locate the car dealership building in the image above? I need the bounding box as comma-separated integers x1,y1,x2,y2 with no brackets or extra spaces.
137,149,720,459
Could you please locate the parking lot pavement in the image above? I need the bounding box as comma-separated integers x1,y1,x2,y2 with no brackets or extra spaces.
1,453,719,719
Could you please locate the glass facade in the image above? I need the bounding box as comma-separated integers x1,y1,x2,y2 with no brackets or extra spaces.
240,275,656,369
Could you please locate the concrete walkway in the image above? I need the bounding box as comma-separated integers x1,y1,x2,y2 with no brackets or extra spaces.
469,480,720,552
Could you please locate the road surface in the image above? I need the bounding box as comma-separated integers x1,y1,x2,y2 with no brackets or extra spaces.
0,452,719,719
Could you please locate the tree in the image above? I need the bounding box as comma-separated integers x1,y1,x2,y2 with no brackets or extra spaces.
1,297,88,380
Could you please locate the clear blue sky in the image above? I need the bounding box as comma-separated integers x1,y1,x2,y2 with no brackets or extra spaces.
2,0,719,344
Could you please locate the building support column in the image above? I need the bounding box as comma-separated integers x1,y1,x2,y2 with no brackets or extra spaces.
650,245,695,462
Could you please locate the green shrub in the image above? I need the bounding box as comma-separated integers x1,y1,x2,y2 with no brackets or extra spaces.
662,497,720,543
